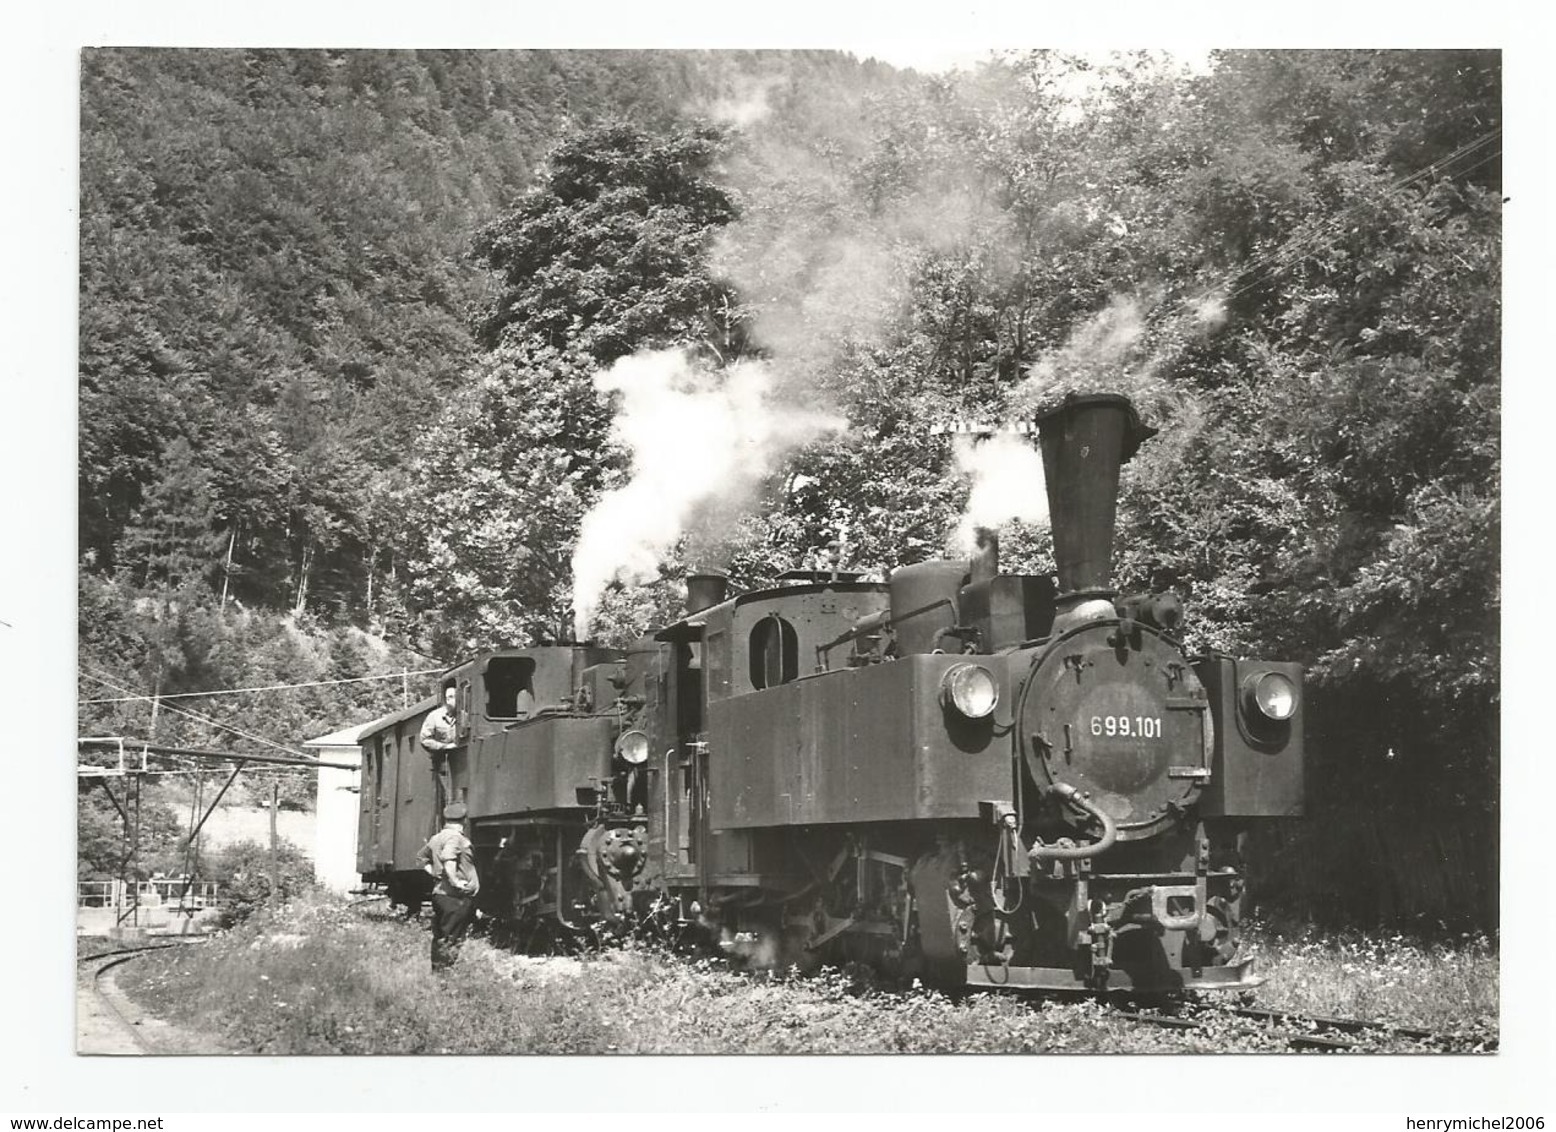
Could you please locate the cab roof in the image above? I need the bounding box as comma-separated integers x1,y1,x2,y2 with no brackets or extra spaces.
654,580,886,642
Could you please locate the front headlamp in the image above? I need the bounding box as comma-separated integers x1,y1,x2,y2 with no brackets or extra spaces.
1243,671,1298,722
615,729,650,765
941,664,999,719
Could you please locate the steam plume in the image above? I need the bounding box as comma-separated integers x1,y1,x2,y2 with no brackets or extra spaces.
950,431,1049,555
1015,289,1231,420
570,349,846,639
705,74,784,128
1016,293,1151,412
709,107,1009,387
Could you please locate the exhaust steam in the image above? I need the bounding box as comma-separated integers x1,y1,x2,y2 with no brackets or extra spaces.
949,431,1050,557
570,349,846,640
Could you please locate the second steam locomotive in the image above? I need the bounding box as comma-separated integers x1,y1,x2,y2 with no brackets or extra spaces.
356,393,1304,993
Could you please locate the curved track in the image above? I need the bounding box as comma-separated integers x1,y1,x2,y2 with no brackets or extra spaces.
78,942,199,1055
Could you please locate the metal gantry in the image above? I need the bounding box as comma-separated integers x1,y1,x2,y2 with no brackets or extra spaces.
76,738,359,929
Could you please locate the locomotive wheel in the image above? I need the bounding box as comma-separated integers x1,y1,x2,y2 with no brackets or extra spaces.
777,896,831,975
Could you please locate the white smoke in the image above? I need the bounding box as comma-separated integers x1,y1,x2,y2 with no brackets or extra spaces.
707,75,783,128
1016,289,1231,420
1018,293,1151,412
949,431,1049,555
1191,292,1227,332
571,349,847,639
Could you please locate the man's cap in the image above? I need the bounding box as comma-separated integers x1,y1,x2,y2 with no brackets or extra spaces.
443,802,468,821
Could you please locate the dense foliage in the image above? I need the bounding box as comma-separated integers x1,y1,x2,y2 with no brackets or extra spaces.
76,571,435,840
77,787,186,881
79,48,1499,926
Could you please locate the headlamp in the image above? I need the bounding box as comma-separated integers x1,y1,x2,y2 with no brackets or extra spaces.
941,664,999,719
615,729,650,765
1243,671,1297,722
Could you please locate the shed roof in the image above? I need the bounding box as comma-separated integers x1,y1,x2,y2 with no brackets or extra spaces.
303,698,435,748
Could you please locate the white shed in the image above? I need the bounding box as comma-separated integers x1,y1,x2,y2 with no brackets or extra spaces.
303,710,399,894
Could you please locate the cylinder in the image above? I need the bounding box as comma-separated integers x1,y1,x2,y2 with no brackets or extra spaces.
1034,393,1155,599
686,572,729,615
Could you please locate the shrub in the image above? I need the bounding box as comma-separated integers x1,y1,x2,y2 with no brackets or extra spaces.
207,837,316,925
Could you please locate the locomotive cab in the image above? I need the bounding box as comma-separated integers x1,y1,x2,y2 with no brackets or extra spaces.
435,645,616,807
355,642,660,930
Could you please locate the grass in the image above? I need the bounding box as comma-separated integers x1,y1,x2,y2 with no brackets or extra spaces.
76,936,128,961
114,893,1498,1055
1245,923,1499,1037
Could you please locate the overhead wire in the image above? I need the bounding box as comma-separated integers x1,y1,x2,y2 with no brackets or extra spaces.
78,744,332,776
1215,128,1499,297
80,667,316,761
1166,126,1502,323
1211,136,1501,312
79,667,443,704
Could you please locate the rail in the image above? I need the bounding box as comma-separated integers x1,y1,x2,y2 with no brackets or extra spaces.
1108,1000,1496,1053
80,940,206,1055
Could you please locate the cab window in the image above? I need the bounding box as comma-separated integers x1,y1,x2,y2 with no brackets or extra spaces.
484,656,538,718
749,614,798,689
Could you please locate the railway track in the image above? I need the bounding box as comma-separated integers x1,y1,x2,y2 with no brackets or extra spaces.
1111,1001,1496,1053
78,941,202,1054
335,902,1493,1053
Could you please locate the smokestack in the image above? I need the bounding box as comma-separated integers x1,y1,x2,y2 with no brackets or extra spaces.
686,571,729,615
1034,393,1156,611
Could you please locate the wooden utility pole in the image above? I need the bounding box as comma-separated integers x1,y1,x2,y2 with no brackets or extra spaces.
269,780,280,899
130,775,142,928
148,671,162,741
220,526,237,610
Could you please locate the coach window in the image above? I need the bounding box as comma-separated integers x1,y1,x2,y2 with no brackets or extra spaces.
484,656,538,719
749,614,799,690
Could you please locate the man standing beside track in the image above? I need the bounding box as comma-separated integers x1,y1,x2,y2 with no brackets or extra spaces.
415,802,481,971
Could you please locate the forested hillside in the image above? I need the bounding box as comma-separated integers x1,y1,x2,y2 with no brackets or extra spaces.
80,48,898,619
78,48,1500,927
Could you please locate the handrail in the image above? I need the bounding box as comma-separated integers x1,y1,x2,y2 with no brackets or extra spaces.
813,597,956,672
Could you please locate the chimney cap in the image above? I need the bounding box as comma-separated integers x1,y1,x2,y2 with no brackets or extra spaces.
1033,392,1157,463
685,570,730,615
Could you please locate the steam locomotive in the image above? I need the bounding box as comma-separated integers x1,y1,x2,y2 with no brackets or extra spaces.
356,393,1303,992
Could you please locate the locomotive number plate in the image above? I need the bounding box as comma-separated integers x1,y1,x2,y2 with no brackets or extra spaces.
1090,715,1163,739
